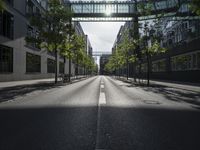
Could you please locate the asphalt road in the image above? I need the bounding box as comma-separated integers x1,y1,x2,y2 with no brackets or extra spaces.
0,76,200,150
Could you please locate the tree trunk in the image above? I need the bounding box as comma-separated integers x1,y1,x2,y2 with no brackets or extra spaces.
126,58,129,80
55,50,58,84
139,63,142,83
69,56,71,82
146,53,150,86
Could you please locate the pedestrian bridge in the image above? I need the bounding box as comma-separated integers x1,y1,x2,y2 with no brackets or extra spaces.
92,51,112,56
63,0,184,21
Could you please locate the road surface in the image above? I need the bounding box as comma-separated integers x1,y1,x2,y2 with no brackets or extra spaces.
0,76,200,150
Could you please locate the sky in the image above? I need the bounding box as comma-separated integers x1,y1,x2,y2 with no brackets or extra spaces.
80,22,125,53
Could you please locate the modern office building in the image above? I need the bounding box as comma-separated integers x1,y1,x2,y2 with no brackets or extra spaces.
0,0,91,81
112,12,200,82
74,22,93,75
146,18,200,82
113,18,200,82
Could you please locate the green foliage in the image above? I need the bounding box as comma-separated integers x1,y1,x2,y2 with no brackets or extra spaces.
105,30,139,73
138,1,154,16
148,40,166,55
26,0,73,52
190,0,200,15
0,0,4,11
25,0,73,83
72,34,86,65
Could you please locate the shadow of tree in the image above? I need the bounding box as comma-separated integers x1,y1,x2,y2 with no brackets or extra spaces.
117,78,200,107
0,82,65,103
0,77,91,103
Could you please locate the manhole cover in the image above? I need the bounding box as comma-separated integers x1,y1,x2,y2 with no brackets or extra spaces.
143,100,161,104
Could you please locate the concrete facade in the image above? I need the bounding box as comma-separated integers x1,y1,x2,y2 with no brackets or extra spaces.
0,0,77,81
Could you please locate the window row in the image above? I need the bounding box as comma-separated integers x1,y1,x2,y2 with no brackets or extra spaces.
171,51,200,71
0,47,65,74
0,10,14,39
136,51,200,73
72,4,132,13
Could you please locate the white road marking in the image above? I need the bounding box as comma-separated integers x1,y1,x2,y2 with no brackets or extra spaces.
99,92,106,104
95,78,107,149
99,81,106,105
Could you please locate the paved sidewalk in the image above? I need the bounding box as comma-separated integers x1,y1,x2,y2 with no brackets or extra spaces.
115,76,200,93
0,76,87,90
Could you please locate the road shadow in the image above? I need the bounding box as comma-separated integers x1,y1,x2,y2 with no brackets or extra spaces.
115,77,200,107
0,82,64,103
0,106,199,150
0,77,91,103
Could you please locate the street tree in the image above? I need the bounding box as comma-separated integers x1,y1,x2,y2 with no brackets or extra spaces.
72,34,86,76
105,45,126,77
141,22,166,86
190,0,200,15
0,0,4,11
26,0,72,83
60,33,75,81
119,30,139,80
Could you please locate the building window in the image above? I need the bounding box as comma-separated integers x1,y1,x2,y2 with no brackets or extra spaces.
141,63,147,73
197,52,200,68
26,0,34,15
0,45,13,73
171,51,200,71
152,59,166,72
47,58,55,73
0,11,14,39
26,52,41,73
26,25,40,50
59,62,64,74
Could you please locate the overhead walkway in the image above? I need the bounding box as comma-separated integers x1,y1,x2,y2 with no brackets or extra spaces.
92,51,112,56
63,0,187,21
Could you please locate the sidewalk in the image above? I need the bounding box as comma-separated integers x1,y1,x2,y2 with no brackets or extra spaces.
0,75,87,90
115,76,200,93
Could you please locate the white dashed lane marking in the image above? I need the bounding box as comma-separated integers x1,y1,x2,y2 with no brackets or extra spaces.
95,78,107,149
99,81,106,105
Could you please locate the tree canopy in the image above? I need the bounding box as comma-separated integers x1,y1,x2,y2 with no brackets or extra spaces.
0,0,4,11
190,0,200,16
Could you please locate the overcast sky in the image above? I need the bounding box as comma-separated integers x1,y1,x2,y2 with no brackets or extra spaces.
80,22,125,53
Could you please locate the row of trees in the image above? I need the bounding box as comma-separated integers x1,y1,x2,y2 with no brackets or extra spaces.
105,22,166,86
26,0,97,83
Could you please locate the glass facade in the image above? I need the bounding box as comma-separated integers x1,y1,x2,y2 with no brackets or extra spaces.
152,59,166,72
171,51,200,71
0,11,14,39
59,62,64,74
26,52,41,73
47,58,56,73
141,63,147,73
0,45,13,73
70,0,179,15
72,3,131,14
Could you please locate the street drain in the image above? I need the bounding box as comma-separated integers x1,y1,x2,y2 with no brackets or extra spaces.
143,100,161,105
